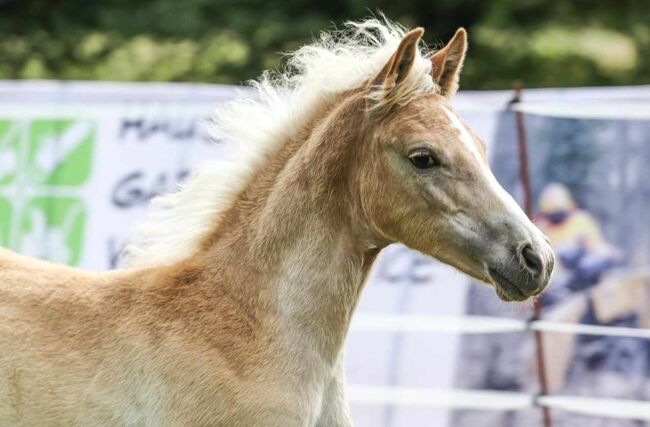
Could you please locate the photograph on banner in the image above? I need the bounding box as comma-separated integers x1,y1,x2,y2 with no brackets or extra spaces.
453,112,650,427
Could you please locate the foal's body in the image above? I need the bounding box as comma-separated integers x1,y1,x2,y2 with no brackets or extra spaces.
0,154,364,426
0,20,554,426
0,237,361,426
0,95,370,426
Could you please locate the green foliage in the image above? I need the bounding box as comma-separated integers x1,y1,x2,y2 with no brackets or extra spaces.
0,0,648,88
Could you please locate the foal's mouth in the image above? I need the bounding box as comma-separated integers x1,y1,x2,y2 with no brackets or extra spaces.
487,267,534,302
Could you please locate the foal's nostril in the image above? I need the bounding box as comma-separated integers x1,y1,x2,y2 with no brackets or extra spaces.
520,244,543,276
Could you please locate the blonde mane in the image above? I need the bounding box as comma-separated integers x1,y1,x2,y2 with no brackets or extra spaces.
123,17,436,268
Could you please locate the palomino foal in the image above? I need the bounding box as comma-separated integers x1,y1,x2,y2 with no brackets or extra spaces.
0,21,554,426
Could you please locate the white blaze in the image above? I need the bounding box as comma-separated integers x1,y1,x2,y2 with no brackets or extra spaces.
441,105,538,228
441,105,482,161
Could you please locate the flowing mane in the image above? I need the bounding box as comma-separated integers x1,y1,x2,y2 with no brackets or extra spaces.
123,18,437,268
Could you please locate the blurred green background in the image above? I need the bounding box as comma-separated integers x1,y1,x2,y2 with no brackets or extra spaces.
1,0,648,89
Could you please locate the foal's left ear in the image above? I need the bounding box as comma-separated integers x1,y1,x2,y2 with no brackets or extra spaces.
430,28,467,98
370,27,424,95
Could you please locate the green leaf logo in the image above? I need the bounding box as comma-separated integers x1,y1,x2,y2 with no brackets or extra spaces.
0,120,22,187
0,119,95,266
27,120,94,186
0,197,12,246
19,197,86,265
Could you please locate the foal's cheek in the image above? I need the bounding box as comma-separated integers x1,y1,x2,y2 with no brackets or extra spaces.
422,181,456,211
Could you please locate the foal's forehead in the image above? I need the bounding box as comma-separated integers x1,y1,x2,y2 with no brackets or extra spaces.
389,95,487,159
438,104,487,160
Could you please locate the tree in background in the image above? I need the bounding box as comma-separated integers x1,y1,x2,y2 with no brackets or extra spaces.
0,0,648,88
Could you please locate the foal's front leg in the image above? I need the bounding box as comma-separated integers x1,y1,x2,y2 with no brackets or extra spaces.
315,353,353,427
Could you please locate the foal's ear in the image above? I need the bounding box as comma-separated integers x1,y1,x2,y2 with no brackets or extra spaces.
370,27,424,94
430,28,467,98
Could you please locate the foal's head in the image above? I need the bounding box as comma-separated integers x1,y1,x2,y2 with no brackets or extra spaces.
354,28,554,301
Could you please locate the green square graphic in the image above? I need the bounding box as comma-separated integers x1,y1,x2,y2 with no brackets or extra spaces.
19,197,86,265
27,120,95,186
0,197,11,246
0,118,94,266
0,120,21,187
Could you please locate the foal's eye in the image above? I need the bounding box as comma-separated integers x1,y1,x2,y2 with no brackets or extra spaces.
408,150,439,170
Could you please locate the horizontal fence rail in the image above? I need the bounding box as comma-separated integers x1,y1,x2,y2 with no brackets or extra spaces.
347,386,650,421
351,313,650,339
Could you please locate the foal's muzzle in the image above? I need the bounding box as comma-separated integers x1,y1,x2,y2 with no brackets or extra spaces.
488,241,554,302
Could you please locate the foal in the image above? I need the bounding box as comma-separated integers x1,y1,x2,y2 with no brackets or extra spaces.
0,20,553,426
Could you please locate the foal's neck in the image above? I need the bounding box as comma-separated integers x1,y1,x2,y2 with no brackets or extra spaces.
268,209,378,362
199,93,380,364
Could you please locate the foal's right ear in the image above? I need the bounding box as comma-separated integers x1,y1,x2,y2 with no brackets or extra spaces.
370,28,424,96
